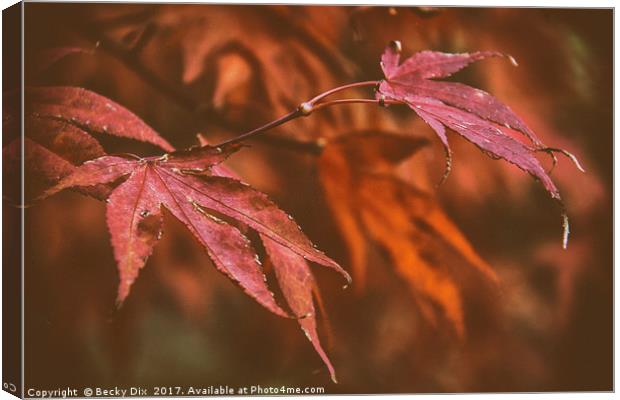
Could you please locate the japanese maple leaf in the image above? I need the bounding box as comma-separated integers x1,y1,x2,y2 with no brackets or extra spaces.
197,134,340,382
17,83,348,381
377,41,583,247
25,86,174,152
319,132,497,337
41,144,350,317
3,86,175,201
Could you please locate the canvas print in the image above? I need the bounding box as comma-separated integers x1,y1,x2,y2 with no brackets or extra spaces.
2,3,613,397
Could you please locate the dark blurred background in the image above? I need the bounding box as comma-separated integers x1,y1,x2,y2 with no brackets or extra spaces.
19,4,611,393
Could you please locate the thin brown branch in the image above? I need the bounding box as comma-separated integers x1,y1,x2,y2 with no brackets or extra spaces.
312,98,401,112
307,81,380,105
214,109,302,147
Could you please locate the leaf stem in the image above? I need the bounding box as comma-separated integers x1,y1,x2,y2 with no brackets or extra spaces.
215,90,404,148
214,98,405,147
312,98,400,112
307,80,380,105
215,109,302,147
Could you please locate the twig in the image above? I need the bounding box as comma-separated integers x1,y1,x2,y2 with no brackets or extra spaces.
215,96,406,147
215,109,302,147
307,81,379,105
312,98,399,112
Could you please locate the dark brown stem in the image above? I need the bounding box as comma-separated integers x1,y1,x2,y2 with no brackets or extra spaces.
215,109,302,147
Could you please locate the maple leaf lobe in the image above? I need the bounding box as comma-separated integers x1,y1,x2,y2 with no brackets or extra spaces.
26,86,175,152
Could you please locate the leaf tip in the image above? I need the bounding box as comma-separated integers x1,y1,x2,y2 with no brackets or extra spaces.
541,147,586,173
507,54,519,67
342,270,352,289
566,151,586,173
114,296,126,310
115,282,133,309
562,212,570,250
388,40,402,53
436,148,453,188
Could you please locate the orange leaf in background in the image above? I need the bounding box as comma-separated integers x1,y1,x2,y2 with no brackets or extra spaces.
319,132,497,337
89,5,350,121
77,4,359,146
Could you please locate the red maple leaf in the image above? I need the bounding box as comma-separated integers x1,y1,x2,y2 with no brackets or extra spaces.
41,143,350,311
8,85,347,382
26,86,175,152
3,86,175,200
39,138,349,381
377,41,584,247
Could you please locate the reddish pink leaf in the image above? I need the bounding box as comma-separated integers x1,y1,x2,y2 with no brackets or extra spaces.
26,87,174,152
262,237,337,383
150,170,290,317
385,48,504,81
44,145,346,310
380,41,401,78
42,134,345,377
10,137,75,185
4,137,89,201
159,171,349,279
106,165,164,304
381,79,542,146
159,143,243,172
25,116,106,164
377,42,573,245
6,85,179,201
409,94,559,200
378,43,541,146
3,116,112,200
41,156,136,199
102,159,289,315
5,86,180,201
412,108,452,182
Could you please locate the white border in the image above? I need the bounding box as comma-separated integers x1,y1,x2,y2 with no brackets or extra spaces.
0,1,615,400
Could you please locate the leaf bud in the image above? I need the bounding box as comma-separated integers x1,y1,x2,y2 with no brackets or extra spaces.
378,94,387,107
298,102,313,116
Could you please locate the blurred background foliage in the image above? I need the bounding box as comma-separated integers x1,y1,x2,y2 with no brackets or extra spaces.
20,4,611,392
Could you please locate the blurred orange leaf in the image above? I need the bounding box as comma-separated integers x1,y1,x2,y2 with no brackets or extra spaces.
319,132,497,337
